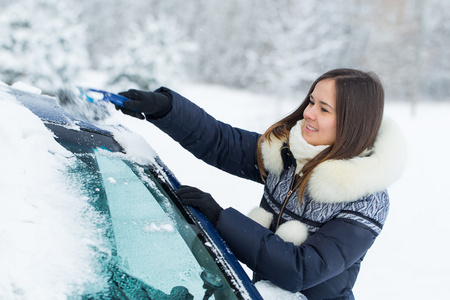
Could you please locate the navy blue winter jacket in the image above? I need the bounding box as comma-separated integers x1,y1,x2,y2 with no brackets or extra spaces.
148,87,405,300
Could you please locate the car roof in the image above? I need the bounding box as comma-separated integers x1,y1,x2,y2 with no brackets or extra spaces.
3,84,130,156
4,84,114,136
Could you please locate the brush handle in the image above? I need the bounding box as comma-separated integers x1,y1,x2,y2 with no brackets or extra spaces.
79,88,130,108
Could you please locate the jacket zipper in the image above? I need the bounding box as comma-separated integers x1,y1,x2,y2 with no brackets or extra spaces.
275,171,297,231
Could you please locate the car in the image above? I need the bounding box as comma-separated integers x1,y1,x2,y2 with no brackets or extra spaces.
1,82,263,300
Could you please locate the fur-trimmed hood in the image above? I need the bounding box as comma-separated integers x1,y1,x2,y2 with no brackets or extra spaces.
260,118,407,204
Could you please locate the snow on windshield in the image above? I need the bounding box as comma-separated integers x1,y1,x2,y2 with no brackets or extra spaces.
108,125,158,166
0,92,108,298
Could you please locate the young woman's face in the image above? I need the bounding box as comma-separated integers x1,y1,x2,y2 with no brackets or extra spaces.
302,79,337,146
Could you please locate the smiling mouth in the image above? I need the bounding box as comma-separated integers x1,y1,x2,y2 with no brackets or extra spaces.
306,124,318,132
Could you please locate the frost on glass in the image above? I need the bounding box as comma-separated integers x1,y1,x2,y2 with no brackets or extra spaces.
57,142,239,299
94,152,206,298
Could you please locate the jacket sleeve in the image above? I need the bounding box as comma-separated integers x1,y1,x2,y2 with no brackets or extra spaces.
147,87,263,183
216,208,376,293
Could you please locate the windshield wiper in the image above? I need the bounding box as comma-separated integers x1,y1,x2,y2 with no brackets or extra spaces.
83,263,194,300
200,269,224,300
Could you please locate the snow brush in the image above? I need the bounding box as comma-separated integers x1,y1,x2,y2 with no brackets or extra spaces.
76,87,130,108
56,87,131,122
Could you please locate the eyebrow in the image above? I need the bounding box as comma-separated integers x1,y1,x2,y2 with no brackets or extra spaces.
310,95,335,110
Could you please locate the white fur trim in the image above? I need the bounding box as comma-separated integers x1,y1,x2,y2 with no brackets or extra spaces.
260,120,328,174
308,117,407,203
260,117,407,203
260,134,285,175
248,207,273,228
275,220,309,246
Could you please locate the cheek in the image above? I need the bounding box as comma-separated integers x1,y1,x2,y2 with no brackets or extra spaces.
328,120,337,140
322,118,337,139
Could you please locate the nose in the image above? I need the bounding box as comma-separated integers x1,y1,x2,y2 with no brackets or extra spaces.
304,105,316,121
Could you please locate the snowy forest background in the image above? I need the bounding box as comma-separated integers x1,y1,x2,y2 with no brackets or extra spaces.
1,0,450,105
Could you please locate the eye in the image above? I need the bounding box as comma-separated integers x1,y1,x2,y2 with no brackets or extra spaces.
308,96,314,105
321,107,329,113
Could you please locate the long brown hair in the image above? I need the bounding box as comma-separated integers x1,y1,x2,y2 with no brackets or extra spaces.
257,68,385,201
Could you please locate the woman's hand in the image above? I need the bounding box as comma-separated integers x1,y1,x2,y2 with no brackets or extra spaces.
116,89,172,119
176,185,223,226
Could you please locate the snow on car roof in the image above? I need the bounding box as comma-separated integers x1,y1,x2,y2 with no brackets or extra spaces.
0,83,109,298
1,82,160,166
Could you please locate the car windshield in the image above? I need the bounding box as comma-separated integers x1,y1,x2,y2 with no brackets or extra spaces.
60,137,239,299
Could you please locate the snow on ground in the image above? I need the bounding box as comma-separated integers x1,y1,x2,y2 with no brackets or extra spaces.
1,80,449,299
115,82,450,300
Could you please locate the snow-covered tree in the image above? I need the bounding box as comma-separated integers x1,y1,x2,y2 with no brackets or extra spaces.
0,0,89,94
100,16,194,91
1,0,449,101
341,0,450,101
78,0,195,92
171,0,350,97
418,0,450,100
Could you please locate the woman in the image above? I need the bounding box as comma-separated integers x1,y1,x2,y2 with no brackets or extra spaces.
116,69,406,299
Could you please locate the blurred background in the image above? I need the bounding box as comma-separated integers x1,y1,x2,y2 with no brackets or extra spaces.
1,1,450,299
1,0,449,108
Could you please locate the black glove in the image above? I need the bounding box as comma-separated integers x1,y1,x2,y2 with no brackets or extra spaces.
176,185,223,226
116,89,172,120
